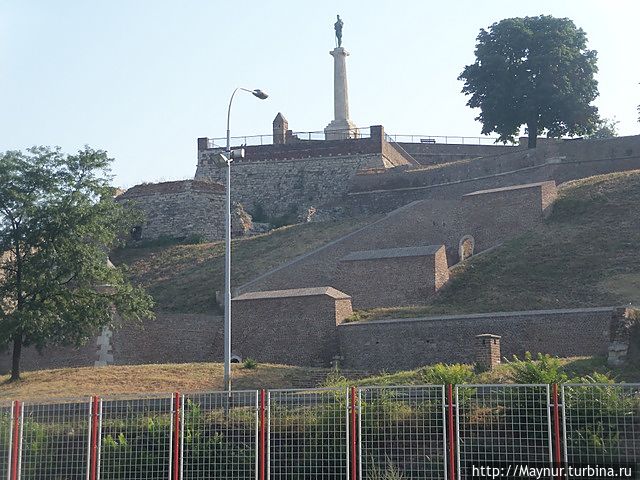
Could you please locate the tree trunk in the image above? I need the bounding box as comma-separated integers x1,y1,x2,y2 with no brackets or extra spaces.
527,120,538,149
10,334,22,381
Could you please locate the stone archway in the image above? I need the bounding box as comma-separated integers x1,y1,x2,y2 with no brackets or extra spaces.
458,235,475,262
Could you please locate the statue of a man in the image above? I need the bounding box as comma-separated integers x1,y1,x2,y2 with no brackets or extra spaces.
334,15,343,47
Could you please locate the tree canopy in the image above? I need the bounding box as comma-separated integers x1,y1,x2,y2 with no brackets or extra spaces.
459,15,600,148
0,146,154,380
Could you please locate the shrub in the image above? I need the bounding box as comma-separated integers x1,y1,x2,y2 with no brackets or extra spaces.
507,352,568,384
420,363,475,385
242,358,257,369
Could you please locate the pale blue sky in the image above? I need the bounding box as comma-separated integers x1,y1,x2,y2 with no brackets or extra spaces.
1,1,639,187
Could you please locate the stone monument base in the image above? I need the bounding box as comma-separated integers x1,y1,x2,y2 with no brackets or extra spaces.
324,119,358,140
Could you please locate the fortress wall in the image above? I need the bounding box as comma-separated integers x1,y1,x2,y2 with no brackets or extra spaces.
0,313,225,374
338,307,613,371
196,153,390,217
231,287,352,367
350,135,640,197
334,245,449,309
346,154,640,215
0,341,97,374
238,183,551,300
462,182,557,252
236,199,466,295
117,180,226,242
397,142,520,165
111,313,224,365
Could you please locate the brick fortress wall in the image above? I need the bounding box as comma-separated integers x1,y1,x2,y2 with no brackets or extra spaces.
194,126,415,217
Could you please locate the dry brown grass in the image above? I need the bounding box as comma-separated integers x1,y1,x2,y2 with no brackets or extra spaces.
0,363,331,401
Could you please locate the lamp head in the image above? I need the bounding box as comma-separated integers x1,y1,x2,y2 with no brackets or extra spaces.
212,152,230,168
252,89,268,100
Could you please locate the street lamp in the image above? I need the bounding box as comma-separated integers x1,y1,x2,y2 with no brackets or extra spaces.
218,87,268,393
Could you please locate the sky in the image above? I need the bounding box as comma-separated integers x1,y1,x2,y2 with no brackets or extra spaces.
1,0,639,188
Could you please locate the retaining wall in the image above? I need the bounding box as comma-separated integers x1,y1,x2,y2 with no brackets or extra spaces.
338,307,613,371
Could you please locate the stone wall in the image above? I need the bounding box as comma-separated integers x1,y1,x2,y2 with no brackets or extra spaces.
0,312,225,374
461,182,557,251
334,245,449,309
117,180,226,242
238,182,554,297
231,287,352,367
346,135,640,213
195,126,415,217
196,153,393,217
346,156,640,215
397,142,520,165
338,307,613,371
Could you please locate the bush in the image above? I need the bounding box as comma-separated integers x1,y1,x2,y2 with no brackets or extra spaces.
507,352,568,384
242,358,257,369
420,363,475,385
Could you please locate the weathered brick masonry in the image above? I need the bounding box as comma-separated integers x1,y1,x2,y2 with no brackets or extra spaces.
346,135,640,213
334,245,449,309
0,312,225,374
338,307,613,371
238,182,556,300
231,287,353,366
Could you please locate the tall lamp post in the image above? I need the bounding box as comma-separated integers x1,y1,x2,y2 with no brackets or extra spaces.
215,87,268,393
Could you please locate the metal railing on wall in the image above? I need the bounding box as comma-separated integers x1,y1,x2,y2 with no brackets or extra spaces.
0,383,638,479
205,129,504,149
206,127,372,149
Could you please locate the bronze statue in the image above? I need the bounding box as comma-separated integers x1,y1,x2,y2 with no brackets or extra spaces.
334,15,343,47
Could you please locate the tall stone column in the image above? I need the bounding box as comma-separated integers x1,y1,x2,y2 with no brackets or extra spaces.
325,47,357,140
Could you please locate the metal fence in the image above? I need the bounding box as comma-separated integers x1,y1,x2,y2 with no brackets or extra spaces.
99,395,174,480
2,384,639,479
562,383,640,465
359,385,447,480
0,402,12,480
20,399,91,480
182,391,258,480
456,385,552,479
268,388,349,480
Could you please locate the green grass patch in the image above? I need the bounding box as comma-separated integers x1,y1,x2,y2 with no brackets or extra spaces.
112,216,378,313
353,170,640,321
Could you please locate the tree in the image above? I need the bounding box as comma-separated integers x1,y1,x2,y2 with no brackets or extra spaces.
0,146,154,380
585,117,619,139
459,15,600,148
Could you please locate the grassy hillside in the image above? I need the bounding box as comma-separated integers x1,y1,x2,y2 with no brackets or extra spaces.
112,216,377,313
1,356,637,400
353,170,640,321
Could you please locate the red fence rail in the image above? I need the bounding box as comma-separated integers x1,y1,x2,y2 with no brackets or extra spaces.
0,384,638,479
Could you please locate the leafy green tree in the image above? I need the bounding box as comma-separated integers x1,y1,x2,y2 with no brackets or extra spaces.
459,15,600,148
585,117,619,139
0,146,154,380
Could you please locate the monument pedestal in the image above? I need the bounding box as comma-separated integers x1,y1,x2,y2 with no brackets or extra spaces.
325,46,358,140
325,119,358,140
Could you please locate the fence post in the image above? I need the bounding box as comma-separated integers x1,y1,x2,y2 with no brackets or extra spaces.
89,396,100,480
10,400,21,480
350,387,357,480
172,392,181,480
447,385,456,480
260,390,266,480
552,384,563,480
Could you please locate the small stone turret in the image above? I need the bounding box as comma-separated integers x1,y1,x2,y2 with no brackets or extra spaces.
273,113,288,145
